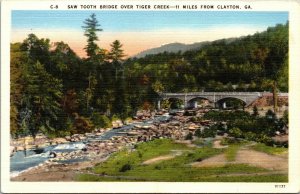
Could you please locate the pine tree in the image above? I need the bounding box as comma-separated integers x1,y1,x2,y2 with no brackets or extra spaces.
82,13,102,59
21,62,63,138
10,43,27,136
109,40,126,63
108,40,130,118
21,34,51,70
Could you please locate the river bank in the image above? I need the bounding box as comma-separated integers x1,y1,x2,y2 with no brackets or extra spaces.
10,109,206,181
10,107,288,181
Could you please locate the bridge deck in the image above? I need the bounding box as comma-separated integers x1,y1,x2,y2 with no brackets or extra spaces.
158,92,288,108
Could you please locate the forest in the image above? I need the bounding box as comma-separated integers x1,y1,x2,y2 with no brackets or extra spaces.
10,13,288,138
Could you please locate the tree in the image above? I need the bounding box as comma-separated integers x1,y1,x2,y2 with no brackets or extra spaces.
21,62,63,138
78,75,97,115
106,40,129,118
61,89,79,116
264,23,288,112
82,13,102,59
21,34,51,69
152,80,164,93
109,40,126,63
109,40,126,81
50,41,82,89
10,43,27,136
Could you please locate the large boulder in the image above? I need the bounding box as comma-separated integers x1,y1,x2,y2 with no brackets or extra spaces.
272,135,288,147
112,120,123,128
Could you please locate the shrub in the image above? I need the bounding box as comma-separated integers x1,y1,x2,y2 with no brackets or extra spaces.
71,115,94,134
119,163,132,172
203,110,251,122
91,113,112,128
111,114,121,121
154,165,162,170
220,138,229,145
221,137,239,145
265,109,276,121
256,134,273,146
192,138,204,146
200,127,217,138
185,132,193,140
190,116,201,123
194,128,202,137
138,151,143,158
244,131,256,141
229,127,243,138
124,117,133,124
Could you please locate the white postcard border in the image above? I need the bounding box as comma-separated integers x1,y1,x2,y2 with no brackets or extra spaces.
1,0,300,193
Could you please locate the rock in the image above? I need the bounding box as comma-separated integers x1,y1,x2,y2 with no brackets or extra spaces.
272,135,288,145
26,144,37,150
79,136,86,140
188,124,200,131
134,124,142,129
112,119,123,128
10,146,16,156
99,143,106,148
65,136,71,141
52,137,68,144
124,119,133,125
16,146,25,151
49,151,57,158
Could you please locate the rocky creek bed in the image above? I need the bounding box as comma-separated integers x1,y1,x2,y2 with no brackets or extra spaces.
10,108,288,181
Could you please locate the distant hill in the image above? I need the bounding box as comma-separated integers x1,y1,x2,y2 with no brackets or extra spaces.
133,38,237,58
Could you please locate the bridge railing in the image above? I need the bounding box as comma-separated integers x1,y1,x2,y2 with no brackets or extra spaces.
159,92,289,98
161,92,263,96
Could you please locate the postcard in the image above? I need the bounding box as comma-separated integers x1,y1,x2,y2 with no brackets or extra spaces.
1,0,300,193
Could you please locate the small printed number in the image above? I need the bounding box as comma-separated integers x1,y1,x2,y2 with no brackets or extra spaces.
275,185,285,188
50,5,58,9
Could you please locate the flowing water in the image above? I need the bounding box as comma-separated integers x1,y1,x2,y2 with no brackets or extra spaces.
10,115,171,177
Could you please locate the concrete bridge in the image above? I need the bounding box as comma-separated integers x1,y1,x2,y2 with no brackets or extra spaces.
157,92,288,109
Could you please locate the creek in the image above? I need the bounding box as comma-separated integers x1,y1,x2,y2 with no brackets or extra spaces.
10,115,171,177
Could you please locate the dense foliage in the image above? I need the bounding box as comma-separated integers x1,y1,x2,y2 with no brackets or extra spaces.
125,23,288,93
202,110,288,146
10,13,288,138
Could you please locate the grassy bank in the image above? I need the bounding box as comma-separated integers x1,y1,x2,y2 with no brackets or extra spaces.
76,139,287,182
251,143,288,155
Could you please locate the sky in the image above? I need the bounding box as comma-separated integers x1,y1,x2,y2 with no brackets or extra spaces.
11,11,288,57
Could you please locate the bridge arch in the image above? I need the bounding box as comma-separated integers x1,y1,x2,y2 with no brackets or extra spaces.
187,97,213,108
161,97,184,109
216,97,246,109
